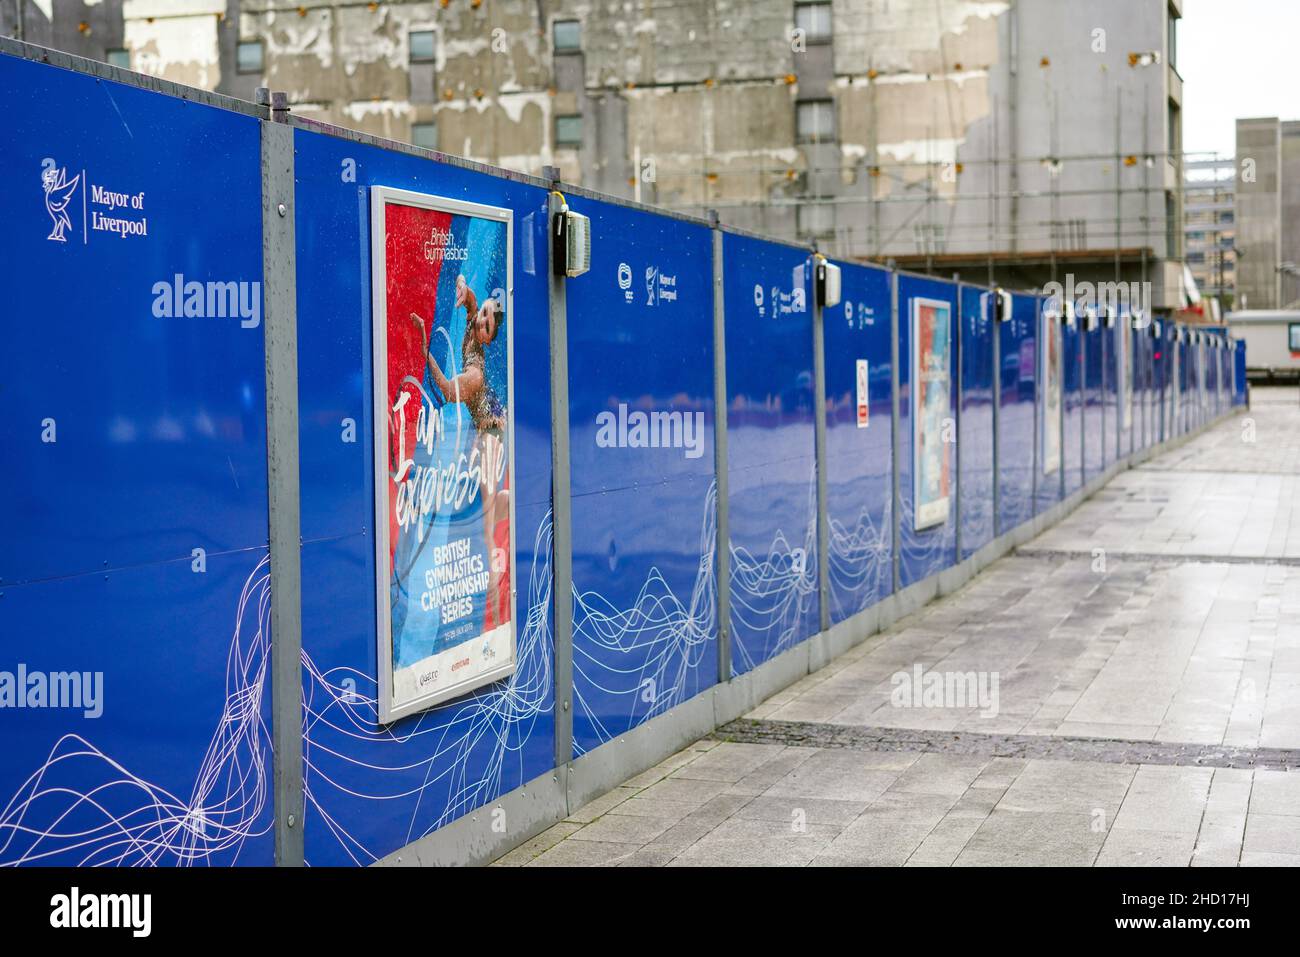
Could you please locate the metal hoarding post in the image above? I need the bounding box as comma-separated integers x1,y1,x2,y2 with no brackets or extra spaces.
260,92,305,866
546,173,576,771
710,213,732,679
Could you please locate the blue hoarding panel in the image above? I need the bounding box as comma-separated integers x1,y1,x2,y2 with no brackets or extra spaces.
959,285,995,559
1063,318,1083,495
824,260,893,623
1164,321,1175,442
1234,342,1247,406
1116,316,1134,458
998,294,1037,533
291,126,555,864
722,233,817,675
0,53,272,865
563,197,718,756
1035,302,1061,516
1084,318,1105,481
897,274,958,588
0,552,275,866
1137,328,1152,449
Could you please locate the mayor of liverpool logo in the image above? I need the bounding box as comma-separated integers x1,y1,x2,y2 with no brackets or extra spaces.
42,165,80,242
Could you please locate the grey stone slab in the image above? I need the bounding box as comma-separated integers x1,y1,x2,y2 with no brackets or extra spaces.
529,839,644,867
887,752,989,796
564,786,638,823
1096,828,1197,867
606,796,699,823
667,741,787,783
635,775,731,806
1111,765,1214,834
907,815,985,865
955,810,1106,867
733,795,870,827
1243,813,1300,856
491,822,584,866
764,750,911,803
616,844,680,867
1239,851,1300,866
1248,770,1300,816
684,791,756,827
997,760,1136,817
667,818,840,867
569,812,677,845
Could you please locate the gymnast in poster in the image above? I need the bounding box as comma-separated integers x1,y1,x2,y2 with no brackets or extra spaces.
371,188,515,722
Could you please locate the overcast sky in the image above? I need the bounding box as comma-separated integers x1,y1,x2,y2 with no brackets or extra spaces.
1180,0,1295,157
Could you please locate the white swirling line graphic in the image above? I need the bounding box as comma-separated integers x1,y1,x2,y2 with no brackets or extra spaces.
0,512,555,867
1,474,896,864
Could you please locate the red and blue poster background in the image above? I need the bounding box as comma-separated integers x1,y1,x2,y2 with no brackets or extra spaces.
375,192,515,721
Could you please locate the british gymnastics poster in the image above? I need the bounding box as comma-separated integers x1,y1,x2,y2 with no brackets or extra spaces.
912,297,951,530
370,187,515,722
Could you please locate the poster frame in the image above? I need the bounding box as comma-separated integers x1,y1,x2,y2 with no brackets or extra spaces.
911,295,952,531
369,185,518,724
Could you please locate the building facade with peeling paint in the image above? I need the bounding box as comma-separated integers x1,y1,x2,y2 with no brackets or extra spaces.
5,0,1187,308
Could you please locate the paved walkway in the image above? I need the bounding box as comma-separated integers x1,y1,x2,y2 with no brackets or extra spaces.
495,388,1300,867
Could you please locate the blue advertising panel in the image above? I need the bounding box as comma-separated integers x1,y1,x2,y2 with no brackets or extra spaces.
291,125,555,865
1206,333,1220,415
1180,328,1190,434
1036,302,1062,515
722,232,818,675
0,53,272,865
1062,316,1083,495
1234,340,1247,406
1178,332,1188,433
998,293,1038,533
1083,314,1105,481
1170,321,1180,442
1178,328,1190,432
563,197,717,755
959,285,995,559
1116,312,1135,458
1137,324,1153,449
898,275,958,587
824,260,893,623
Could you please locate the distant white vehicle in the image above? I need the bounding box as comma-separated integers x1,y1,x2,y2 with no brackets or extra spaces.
1225,310,1300,381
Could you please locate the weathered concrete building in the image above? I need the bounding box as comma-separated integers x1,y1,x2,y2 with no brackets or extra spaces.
1182,153,1235,304
5,0,1187,306
1235,118,1300,311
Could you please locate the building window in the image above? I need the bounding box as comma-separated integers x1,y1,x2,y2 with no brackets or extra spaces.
411,122,438,150
410,30,436,64
236,40,263,75
1167,99,1180,160
106,48,129,69
553,20,581,53
1167,6,1178,70
798,200,834,238
555,114,582,148
1290,323,1300,353
795,2,832,44
796,99,835,143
